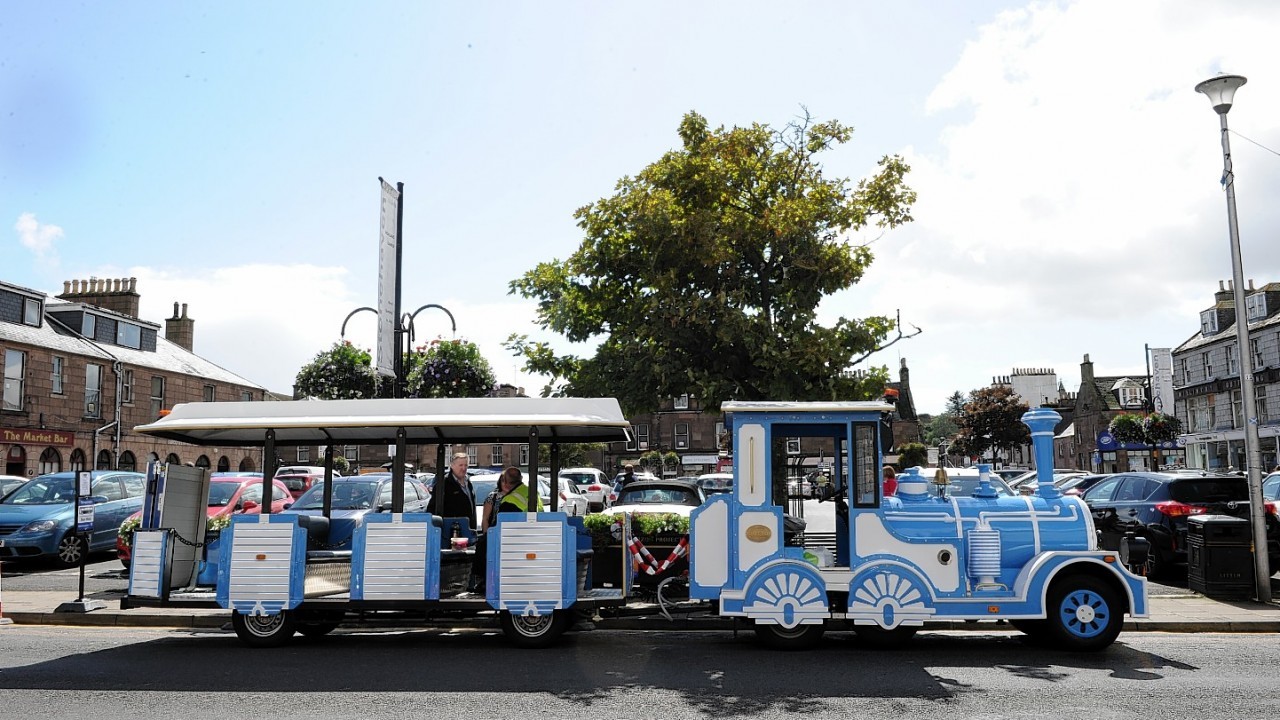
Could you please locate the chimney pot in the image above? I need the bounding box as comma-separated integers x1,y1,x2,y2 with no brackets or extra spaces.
62,281,70,293
172,302,180,318
1220,280,1225,291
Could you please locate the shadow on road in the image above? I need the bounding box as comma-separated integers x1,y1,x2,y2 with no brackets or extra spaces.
0,628,1198,712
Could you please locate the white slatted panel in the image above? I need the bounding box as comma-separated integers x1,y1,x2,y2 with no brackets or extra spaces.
360,522,428,599
129,530,166,598
228,524,295,604
498,522,564,603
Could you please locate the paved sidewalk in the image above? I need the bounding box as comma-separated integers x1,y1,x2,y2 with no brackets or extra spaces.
3,589,1280,633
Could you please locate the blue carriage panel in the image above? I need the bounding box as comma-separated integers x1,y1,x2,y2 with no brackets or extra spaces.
351,513,440,601
216,514,306,616
487,512,576,615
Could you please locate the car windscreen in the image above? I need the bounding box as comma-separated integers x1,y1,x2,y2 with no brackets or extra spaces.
207,482,241,506
1169,478,1248,504
941,477,1013,498
2,477,74,504
618,487,701,506
560,473,597,485
292,480,379,510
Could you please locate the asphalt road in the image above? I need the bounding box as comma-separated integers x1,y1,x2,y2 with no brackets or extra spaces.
0,625,1276,718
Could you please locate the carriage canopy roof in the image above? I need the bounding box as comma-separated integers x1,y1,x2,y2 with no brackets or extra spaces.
133,397,632,447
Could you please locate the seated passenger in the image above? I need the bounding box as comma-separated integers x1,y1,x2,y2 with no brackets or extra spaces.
471,467,544,592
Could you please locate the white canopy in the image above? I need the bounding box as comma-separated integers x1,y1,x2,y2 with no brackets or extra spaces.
133,397,632,447
721,401,894,414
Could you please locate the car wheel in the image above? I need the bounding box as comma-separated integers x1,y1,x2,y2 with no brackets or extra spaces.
231,610,297,648
1043,574,1123,652
753,621,824,650
853,625,919,649
1144,548,1169,580
55,532,87,568
500,609,570,649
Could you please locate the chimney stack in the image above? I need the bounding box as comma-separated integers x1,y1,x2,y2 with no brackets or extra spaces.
57,276,141,318
165,302,195,352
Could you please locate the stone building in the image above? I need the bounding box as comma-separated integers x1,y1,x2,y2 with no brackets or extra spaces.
1,277,267,478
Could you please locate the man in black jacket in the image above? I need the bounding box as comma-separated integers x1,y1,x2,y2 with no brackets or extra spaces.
432,452,477,530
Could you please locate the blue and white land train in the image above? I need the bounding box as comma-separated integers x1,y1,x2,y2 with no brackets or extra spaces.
122,397,1146,651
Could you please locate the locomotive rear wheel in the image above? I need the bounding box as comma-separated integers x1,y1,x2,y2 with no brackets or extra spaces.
753,622,824,650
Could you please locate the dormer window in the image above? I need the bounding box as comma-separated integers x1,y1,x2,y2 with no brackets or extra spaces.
82,314,97,338
116,321,141,349
1246,293,1267,321
674,394,689,410
22,297,40,326
1116,384,1145,409
1200,309,1218,335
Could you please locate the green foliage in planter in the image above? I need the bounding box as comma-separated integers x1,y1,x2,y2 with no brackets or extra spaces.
632,513,689,536
1108,413,1147,445
118,513,233,549
1143,413,1181,444
897,442,928,469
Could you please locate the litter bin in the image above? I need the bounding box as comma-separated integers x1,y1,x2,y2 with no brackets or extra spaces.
1187,514,1254,598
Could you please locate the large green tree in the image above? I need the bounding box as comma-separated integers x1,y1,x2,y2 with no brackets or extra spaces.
507,110,917,412
952,387,1031,461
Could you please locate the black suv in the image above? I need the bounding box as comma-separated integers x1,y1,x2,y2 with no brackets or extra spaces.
1082,470,1280,577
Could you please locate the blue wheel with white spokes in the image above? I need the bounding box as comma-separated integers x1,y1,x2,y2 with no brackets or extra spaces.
1045,573,1124,652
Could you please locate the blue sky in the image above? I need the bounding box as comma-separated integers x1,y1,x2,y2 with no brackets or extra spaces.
4,1,1280,414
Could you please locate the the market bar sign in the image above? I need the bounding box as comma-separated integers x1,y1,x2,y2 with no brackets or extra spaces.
0,427,76,446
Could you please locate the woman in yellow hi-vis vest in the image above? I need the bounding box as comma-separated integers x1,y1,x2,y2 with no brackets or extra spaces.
471,467,545,592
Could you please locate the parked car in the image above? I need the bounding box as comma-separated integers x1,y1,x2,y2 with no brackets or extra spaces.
0,470,145,566
116,474,293,568
1082,470,1280,577
994,468,1028,483
282,475,431,548
1058,473,1113,497
786,476,813,499
609,470,660,504
470,474,500,526
559,467,610,512
1009,468,1087,494
0,474,29,499
696,472,733,496
538,476,589,517
605,480,706,518
274,466,334,499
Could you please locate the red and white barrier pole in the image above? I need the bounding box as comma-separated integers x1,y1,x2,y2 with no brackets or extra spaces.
0,560,12,625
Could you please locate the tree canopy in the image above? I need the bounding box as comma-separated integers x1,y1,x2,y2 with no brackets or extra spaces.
952,386,1031,460
507,110,917,413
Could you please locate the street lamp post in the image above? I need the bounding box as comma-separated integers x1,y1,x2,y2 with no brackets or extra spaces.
1195,73,1270,602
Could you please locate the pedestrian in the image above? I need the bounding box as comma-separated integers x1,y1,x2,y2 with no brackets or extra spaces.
882,465,898,496
621,464,638,488
471,467,544,593
431,452,477,531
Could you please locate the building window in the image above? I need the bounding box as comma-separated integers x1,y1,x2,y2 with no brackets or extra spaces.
1200,310,1218,335
166,453,181,465
217,456,230,472
1259,385,1271,423
1190,396,1209,432
674,394,689,410
1180,358,1191,386
150,376,165,416
1247,292,1267,321
635,423,649,451
195,455,210,469
96,449,112,470
203,384,215,402
69,449,86,472
116,322,141,349
786,438,801,455
38,447,60,474
122,369,134,403
118,451,136,472
82,314,96,338
297,446,310,462
344,445,359,462
241,390,253,401
1117,386,1144,408
1232,389,1243,429
1202,352,1212,380
3,349,25,411
519,444,529,465
22,297,40,326
675,422,690,449
85,363,103,418
51,356,64,395
491,444,503,466
466,445,477,465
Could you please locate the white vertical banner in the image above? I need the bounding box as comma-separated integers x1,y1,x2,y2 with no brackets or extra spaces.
377,179,401,378
1150,347,1175,415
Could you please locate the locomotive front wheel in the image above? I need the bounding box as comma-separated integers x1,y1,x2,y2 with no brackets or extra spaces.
231,610,296,648
1044,574,1123,652
853,625,919,649
753,621,824,650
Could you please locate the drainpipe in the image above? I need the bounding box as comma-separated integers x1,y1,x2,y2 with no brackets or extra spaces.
112,361,124,468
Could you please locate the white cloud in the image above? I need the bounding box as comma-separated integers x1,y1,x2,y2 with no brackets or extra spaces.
832,0,1280,414
14,212,64,265
94,263,552,397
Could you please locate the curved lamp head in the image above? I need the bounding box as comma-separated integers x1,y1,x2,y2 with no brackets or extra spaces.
1195,74,1247,114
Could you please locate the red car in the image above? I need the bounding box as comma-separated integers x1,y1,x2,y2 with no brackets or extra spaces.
116,475,293,568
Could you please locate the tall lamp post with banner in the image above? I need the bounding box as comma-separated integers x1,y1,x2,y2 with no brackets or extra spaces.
1195,73,1270,602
